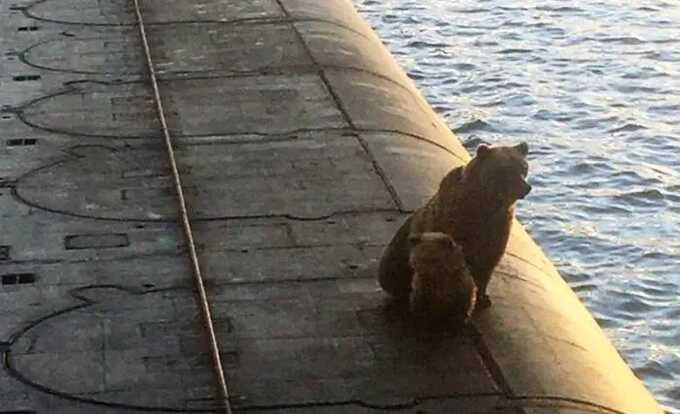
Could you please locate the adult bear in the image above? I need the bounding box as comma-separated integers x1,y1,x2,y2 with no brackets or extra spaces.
378,143,531,308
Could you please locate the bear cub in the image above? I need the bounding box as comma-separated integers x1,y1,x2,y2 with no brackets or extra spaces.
409,232,477,327
379,142,531,308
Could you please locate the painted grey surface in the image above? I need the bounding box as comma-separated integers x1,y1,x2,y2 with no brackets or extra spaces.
0,0,664,413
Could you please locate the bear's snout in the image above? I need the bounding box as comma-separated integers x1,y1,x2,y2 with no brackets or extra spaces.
519,182,532,199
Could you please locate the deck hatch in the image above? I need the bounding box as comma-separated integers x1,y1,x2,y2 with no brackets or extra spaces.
7,138,37,147
1,273,36,285
64,233,130,250
13,75,41,82
0,411,38,414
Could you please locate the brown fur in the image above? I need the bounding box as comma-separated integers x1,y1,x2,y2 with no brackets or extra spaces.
408,232,476,326
378,143,531,307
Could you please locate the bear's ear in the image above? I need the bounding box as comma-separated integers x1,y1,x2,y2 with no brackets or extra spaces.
515,142,529,156
408,234,422,247
476,144,492,158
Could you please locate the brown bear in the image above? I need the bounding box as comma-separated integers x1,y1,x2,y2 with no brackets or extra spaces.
408,232,477,326
378,142,531,308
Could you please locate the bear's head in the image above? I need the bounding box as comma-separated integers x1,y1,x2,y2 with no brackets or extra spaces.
408,232,465,272
462,142,531,210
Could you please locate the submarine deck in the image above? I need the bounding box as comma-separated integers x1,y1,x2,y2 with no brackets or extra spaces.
0,0,664,413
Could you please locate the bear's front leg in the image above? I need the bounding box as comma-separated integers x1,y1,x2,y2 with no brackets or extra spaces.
468,259,496,310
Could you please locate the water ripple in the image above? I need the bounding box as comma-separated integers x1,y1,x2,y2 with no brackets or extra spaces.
608,123,649,133
453,119,494,133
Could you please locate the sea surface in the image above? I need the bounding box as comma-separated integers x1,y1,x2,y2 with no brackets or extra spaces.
353,1,680,412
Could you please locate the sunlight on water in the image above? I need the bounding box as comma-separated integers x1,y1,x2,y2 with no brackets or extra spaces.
354,1,680,412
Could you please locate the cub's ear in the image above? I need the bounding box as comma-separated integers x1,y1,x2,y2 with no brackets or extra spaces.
408,234,422,247
515,142,529,156
476,144,492,158
443,236,456,250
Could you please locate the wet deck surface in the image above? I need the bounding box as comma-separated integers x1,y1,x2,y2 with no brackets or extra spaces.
0,0,664,413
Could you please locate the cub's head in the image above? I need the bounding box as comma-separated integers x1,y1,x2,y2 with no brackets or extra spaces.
462,142,531,208
408,232,465,271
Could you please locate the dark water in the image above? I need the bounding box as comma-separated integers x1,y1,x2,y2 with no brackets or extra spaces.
354,1,680,411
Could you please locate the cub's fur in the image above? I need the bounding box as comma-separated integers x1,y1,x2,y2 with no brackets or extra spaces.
379,143,531,307
409,232,476,326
